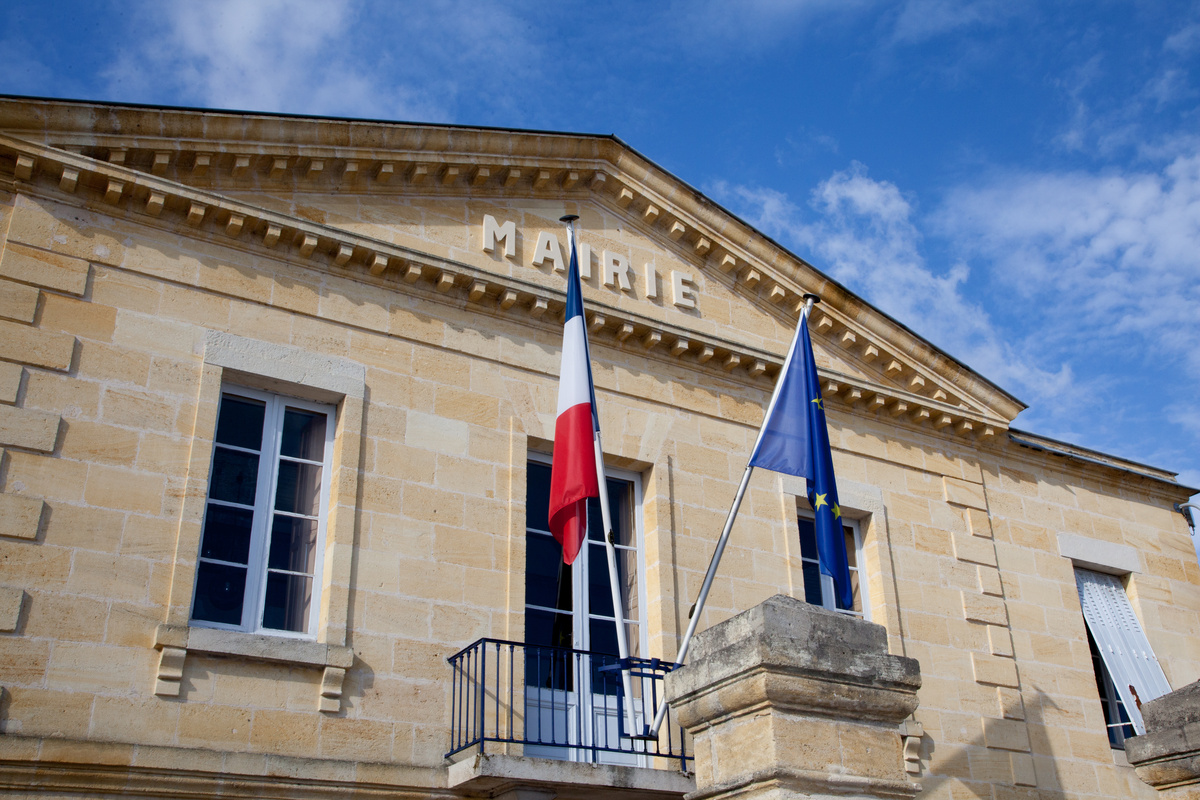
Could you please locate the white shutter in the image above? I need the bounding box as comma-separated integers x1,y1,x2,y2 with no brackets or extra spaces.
1075,569,1172,734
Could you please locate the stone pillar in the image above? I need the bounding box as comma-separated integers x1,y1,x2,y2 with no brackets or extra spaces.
1126,680,1200,793
665,594,922,800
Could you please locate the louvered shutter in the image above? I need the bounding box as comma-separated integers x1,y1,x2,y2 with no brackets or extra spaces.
1075,569,1172,734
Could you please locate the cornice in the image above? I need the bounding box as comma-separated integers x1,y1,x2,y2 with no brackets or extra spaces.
0,126,1006,441
0,97,1026,422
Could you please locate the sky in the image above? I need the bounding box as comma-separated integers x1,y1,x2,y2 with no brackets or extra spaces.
3,0,1199,515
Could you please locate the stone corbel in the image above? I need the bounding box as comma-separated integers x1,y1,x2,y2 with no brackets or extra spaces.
319,666,347,713
900,719,925,774
154,623,189,697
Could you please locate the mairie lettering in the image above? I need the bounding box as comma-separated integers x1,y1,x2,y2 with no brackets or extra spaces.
482,214,698,313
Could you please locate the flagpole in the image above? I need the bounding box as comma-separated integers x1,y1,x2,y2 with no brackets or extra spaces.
647,293,820,737
561,215,640,740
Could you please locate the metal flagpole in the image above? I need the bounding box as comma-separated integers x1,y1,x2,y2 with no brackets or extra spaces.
647,294,820,738
561,216,640,739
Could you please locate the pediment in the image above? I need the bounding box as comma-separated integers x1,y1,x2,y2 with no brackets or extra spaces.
0,98,1025,439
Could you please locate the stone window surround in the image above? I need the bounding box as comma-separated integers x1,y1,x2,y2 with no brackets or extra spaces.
154,331,366,713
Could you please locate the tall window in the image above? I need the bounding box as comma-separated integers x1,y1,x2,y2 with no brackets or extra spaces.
191,387,335,637
798,514,867,618
1075,568,1172,745
524,458,643,660
523,456,645,764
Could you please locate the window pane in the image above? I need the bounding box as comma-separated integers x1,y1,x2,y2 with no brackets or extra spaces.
526,461,552,534
192,562,247,625
585,478,633,544
209,448,260,506
262,571,313,632
588,541,615,618
844,527,858,568
525,607,573,650
526,532,572,611
797,517,817,559
524,612,573,692
200,504,254,564
268,515,319,573
588,617,619,657
802,560,823,605
216,396,265,450
281,408,327,461
274,461,322,515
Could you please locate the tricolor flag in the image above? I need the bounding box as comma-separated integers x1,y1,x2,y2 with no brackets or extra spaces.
548,218,601,565
748,304,853,609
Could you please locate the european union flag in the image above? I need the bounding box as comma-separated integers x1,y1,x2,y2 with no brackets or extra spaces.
748,311,853,610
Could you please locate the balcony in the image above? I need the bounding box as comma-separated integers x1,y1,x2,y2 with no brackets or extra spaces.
447,638,689,772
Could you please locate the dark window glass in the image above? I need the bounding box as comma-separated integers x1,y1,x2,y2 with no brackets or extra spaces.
209,448,260,506
798,517,818,559
262,572,312,632
527,462,552,533
200,505,254,564
588,541,615,618
281,408,326,461
525,533,572,611
274,461,322,515
215,396,265,450
268,515,319,573
801,560,823,605
525,607,573,651
588,617,619,657
192,562,248,625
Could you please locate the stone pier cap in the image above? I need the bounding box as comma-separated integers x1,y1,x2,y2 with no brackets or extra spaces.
666,594,921,728
1126,679,1200,789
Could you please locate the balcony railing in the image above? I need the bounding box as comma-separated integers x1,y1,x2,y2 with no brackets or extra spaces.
447,638,689,770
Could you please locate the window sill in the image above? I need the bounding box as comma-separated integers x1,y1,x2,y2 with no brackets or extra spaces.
153,623,353,712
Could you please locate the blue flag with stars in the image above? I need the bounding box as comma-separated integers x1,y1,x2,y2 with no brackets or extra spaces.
748,311,853,610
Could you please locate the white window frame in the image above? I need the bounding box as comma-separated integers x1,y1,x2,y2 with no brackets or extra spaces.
1075,568,1172,737
525,452,648,657
189,385,336,639
797,511,869,620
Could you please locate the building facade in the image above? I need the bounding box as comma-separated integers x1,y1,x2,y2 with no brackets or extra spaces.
0,97,1196,799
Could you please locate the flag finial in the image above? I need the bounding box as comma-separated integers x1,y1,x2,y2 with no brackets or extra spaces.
559,214,579,223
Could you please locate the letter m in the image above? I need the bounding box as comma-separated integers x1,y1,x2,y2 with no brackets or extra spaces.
482,215,516,258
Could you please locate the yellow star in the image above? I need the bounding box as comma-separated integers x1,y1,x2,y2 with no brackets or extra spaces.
833,503,841,520
811,397,823,410
814,492,827,510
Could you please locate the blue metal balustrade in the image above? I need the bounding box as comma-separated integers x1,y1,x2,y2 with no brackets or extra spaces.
447,638,689,770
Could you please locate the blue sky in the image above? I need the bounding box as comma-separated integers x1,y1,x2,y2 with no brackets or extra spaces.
4,0,1199,509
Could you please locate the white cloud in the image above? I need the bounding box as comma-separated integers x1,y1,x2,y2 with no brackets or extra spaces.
711,164,1074,403
100,0,537,122
890,0,1022,44
938,155,1200,374
1164,22,1200,55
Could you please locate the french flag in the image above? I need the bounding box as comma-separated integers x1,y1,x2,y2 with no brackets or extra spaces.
548,217,601,565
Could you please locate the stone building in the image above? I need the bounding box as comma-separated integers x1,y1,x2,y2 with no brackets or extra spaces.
0,96,1196,799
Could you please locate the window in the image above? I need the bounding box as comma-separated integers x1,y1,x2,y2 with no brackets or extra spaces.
798,514,867,618
1087,628,1135,748
1074,568,1172,744
190,386,335,637
522,456,646,763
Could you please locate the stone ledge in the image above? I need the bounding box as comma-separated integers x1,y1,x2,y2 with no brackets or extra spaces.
156,623,353,668
0,734,446,800
447,753,693,800
153,624,353,712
